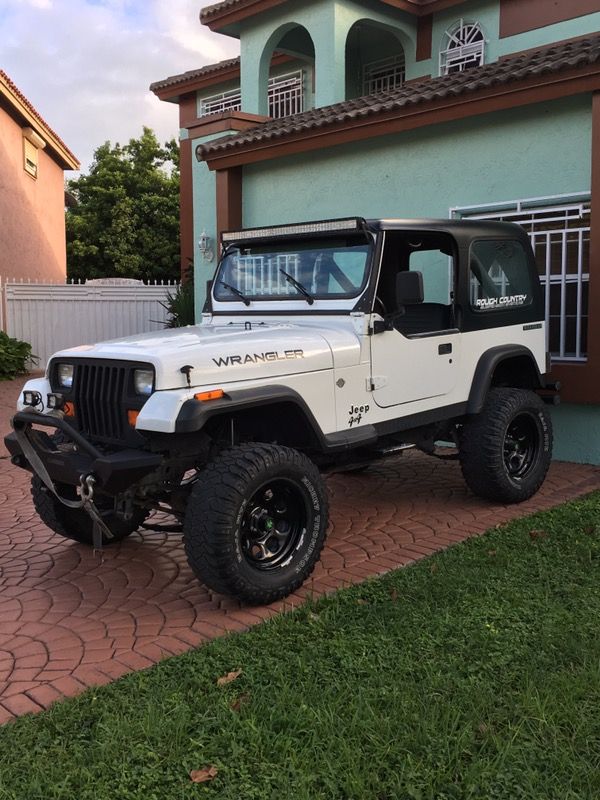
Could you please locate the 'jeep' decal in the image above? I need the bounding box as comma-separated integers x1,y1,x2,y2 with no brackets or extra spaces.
213,350,304,367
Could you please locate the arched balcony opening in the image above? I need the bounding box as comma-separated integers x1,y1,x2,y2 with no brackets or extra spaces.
345,20,407,101
257,24,316,117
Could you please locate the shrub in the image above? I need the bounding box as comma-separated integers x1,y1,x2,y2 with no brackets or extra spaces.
161,281,195,328
0,331,38,381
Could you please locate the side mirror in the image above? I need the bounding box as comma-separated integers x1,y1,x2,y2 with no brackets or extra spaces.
396,271,424,306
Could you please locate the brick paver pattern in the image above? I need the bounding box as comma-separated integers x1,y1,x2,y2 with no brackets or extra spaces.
0,375,598,724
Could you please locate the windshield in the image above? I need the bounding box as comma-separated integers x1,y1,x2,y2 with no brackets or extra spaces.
213,235,372,303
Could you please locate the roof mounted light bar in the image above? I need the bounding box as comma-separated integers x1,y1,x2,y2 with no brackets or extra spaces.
221,217,365,243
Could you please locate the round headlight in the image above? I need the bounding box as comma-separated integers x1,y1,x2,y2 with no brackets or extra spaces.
57,363,74,389
134,369,154,396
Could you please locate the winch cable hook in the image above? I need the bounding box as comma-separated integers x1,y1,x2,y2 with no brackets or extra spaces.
79,473,115,555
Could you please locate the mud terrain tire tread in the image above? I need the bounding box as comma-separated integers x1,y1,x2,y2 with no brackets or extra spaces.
459,388,552,504
184,443,329,604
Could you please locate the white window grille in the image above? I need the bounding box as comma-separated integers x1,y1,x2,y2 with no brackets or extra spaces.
268,71,304,118
452,194,591,362
440,20,485,76
200,86,242,116
363,54,405,95
200,71,303,119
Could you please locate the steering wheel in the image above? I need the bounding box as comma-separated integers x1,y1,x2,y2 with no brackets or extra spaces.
373,297,387,317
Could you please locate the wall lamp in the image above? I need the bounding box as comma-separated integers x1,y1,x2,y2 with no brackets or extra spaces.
198,230,214,262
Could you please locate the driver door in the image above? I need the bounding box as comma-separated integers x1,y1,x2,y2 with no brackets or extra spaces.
370,232,461,409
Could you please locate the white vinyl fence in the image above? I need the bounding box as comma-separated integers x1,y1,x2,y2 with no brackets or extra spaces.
1,279,179,368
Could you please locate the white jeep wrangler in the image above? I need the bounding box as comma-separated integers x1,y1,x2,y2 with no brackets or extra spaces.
6,217,556,603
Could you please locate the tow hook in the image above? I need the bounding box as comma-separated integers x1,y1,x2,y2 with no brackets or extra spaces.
79,473,115,553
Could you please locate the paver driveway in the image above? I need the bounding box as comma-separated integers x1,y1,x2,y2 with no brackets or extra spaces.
0,375,598,724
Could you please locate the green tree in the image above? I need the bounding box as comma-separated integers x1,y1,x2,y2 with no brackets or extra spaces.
66,128,180,282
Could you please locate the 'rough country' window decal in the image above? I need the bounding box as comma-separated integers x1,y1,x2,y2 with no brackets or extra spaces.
469,239,533,313
475,294,528,309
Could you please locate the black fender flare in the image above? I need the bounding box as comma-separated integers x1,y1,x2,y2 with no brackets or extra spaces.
467,345,545,415
174,384,377,453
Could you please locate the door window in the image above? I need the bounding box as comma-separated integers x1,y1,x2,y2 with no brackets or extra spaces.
375,231,456,335
408,247,452,305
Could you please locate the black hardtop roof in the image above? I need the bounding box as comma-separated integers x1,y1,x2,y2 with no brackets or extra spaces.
367,218,528,241
221,217,529,246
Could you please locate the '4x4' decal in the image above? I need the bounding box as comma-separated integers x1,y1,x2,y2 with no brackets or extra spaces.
348,404,370,427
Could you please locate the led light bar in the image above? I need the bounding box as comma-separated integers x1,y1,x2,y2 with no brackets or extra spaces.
221,218,363,243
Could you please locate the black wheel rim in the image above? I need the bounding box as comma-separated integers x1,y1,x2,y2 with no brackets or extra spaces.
503,412,541,480
240,479,308,571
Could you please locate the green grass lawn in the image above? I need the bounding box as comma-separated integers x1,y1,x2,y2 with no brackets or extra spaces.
1,493,600,800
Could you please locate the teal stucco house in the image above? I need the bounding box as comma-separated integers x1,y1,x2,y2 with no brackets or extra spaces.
151,0,600,464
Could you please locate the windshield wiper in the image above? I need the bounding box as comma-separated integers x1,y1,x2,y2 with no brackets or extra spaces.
219,280,250,306
279,270,314,305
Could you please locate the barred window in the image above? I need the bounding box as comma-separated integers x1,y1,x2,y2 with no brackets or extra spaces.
363,54,405,95
440,20,485,76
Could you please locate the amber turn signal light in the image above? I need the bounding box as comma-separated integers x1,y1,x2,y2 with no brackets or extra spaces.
63,401,75,418
127,409,140,427
194,389,224,402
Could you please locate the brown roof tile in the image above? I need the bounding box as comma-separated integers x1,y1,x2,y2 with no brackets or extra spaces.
0,70,79,169
198,34,600,160
149,57,240,93
201,0,243,22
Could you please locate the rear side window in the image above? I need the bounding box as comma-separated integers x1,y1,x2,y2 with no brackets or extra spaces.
469,240,533,312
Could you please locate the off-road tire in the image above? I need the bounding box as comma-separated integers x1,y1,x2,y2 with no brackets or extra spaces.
183,443,329,604
31,476,147,546
459,388,552,504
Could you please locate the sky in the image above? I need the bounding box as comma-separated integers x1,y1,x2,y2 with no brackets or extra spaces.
0,0,240,172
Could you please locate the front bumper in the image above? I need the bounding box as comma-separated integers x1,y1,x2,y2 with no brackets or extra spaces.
5,411,162,495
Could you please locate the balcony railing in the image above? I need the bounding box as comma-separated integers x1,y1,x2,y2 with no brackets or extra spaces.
200,71,304,119
362,54,405,95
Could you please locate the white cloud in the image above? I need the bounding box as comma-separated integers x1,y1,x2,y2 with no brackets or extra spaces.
153,0,227,60
28,0,53,10
0,0,239,171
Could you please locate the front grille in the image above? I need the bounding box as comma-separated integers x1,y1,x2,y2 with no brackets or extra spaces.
49,358,153,444
74,363,127,441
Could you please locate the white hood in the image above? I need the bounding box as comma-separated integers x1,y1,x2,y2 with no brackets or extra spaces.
50,322,355,390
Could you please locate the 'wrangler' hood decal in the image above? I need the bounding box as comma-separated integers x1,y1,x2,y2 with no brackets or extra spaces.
213,349,304,367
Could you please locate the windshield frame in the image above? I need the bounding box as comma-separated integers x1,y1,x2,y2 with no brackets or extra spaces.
210,232,375,312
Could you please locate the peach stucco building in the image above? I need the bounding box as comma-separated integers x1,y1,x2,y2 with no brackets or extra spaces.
0,71,79,283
